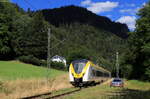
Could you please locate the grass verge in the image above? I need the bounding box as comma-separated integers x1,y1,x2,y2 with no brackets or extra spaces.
63,80,150,99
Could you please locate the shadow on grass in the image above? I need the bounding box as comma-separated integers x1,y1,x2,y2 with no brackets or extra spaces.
109,88,150,99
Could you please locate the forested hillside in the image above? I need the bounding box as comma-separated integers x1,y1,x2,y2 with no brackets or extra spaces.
1,1,149,81
38,5,129,38
0,3,128,73
0,2,128,74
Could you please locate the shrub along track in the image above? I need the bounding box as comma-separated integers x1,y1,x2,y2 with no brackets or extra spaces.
20,79,112,99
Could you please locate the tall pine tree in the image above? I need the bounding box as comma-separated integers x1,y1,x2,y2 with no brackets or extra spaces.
125,1,150,80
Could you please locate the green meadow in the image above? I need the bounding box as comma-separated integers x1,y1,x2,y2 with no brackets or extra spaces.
0,61,66,80
63,80,150,99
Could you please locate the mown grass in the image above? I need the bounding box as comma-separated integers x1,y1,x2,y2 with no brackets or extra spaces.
63,80,150,99
125,80,150,90
0,61,66,80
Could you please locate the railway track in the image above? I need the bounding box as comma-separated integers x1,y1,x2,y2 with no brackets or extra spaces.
20,88,81,99
47,88,81,99
20,79,111,99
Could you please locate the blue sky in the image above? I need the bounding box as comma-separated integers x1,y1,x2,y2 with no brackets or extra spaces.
11,0,148,30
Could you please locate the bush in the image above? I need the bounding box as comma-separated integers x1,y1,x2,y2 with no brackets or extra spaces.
18,55,41,66
40,60,47,66
51,61,66,70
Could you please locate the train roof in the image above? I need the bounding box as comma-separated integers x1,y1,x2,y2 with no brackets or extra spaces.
89,61,111,74
94,64,111,73
71,59,111,74
72,59,88,64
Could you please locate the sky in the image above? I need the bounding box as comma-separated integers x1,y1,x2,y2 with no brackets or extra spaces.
10,0,148,30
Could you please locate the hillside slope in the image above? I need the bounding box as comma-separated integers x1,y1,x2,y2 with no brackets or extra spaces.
0,61,65,80
0,2,128,75
38,5,129,38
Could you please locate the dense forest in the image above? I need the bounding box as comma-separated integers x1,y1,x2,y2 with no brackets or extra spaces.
0,1,149,81
122,2,150,81
37,5,129,38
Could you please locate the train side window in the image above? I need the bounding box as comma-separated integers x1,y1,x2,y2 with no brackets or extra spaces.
96,71,103,77
89,66,93,78
93,68,97,77
90,66,95,77
90,66,92,74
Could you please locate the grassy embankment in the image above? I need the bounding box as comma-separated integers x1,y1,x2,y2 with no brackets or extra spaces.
0,61,71,99
0,61,65,80
63,80,150,99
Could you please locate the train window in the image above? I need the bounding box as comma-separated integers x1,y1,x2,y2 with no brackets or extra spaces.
73,62,86,74
91,67,97,77
95,71,102,77
89,66,94,77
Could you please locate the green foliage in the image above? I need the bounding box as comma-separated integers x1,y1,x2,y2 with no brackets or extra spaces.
67,46,91,64
12,12,49,59
0,0,10,2
145,67,150,79
0,2,25,59
18,55,41,66
0,3,12,58
0,2,128,74
141,43,150,54
123,1,150,80
121,64,133,78
40,5,129,38
51,61,66,71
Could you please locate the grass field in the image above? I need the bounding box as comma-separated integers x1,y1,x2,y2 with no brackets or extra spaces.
0,61,150,99
63,80,150,99
0,61,71,99
0,61,66,80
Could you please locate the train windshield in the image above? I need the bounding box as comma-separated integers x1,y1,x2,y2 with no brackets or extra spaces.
73,62,86,74
72,60,88,74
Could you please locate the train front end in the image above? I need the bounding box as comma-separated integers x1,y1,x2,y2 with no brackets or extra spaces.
69,59,90,87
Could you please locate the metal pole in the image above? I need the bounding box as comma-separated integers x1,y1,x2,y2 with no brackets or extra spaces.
47,28,51,80
109,73,111,78
116,52,119,78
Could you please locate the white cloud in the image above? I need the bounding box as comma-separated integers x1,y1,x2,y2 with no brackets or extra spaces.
81,0,119,14
134,2,146,13
120,9,133,13
120,3,135,8
106,15,112,18
142,2,146,6
116,16,136,30
120,8,138,15
81,0,92,6
120,2,146,15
